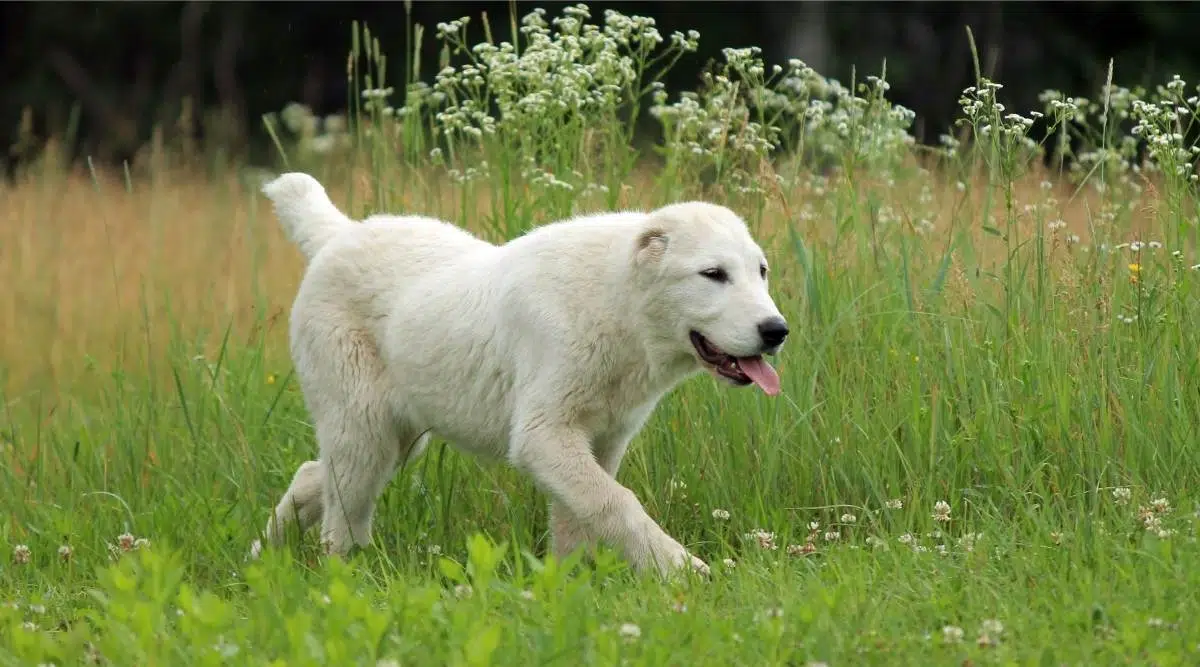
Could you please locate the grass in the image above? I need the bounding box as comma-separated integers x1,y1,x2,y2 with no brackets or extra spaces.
4,4,1200,665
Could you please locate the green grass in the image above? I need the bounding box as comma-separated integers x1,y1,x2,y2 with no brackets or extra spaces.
4,4,1200,665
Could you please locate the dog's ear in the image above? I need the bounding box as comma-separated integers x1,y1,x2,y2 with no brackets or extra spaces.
635,227,668,264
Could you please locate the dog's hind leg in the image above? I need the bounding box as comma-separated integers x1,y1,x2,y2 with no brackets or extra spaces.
315,409,409,556
250,424,425,560
250,460,325,559
255,317,414,558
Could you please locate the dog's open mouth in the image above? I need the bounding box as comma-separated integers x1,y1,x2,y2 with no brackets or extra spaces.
689,331,781,396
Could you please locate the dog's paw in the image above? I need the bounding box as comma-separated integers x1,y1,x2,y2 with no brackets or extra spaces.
643,535,709,579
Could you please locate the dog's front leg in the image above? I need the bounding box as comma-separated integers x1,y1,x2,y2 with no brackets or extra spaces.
546,427,636,563
512,424,708,577
548,501,593,561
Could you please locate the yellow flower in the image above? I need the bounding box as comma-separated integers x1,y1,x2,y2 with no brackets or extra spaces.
266,374,277,385
1128,263,1140,284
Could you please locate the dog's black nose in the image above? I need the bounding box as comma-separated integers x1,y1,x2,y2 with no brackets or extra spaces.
757,317,789,348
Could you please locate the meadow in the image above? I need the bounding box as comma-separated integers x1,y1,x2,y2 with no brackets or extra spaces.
3,4,1200,664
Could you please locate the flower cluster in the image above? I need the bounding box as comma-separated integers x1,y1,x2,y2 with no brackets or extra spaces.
107,532,151,561
650,56,784,196
271,102,352,156
957,79,1042,177
941,619,1005,647
650,51,917,198
1037,75,1200,195
420,5,700,197
1130,83,1200,182
1137,497,1176,538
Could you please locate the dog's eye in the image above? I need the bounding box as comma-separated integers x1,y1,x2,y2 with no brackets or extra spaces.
700,268,729,283
760,264,768,279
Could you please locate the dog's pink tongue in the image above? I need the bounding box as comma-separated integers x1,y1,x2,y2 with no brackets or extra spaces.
737,357,781,396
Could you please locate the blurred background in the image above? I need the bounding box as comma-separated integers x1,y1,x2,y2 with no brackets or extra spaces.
2,0,1197,174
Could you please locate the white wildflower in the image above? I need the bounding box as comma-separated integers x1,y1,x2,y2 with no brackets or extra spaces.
932,500,952,522
744,528,778,551
618,622,642,640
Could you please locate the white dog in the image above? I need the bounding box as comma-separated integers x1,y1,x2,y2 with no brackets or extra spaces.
253,172,789,577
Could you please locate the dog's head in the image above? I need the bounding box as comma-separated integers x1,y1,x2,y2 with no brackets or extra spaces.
632,201,788,395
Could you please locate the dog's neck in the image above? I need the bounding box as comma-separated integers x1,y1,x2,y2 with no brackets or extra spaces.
631,329,702,398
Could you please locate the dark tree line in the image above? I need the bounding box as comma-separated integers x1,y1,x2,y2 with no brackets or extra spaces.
2,1,1198,172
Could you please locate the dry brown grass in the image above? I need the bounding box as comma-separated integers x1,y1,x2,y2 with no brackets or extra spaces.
2,157,297,396
0,146,1155,400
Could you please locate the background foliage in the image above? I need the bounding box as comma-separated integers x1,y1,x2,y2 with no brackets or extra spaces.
4,1,1200,170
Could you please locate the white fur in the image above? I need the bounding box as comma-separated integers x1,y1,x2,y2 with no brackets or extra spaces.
252,172,788,577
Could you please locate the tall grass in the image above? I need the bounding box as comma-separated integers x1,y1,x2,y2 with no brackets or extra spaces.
3,4,1200,664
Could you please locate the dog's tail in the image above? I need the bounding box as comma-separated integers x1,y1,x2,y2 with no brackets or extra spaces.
261,172,353,261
